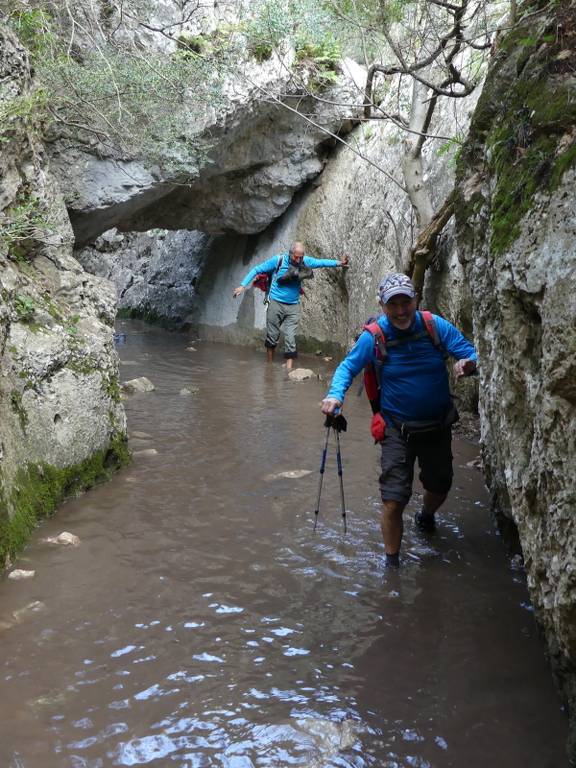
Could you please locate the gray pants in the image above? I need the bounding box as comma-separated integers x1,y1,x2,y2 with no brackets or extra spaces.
265,299,301,359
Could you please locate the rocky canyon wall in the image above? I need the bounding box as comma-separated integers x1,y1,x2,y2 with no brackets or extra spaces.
0,25,127,568
455,0,576,755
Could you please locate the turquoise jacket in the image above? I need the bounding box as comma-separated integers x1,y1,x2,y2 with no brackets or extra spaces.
241,253,341,304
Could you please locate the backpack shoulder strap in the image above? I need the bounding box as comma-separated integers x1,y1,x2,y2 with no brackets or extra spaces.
264,255,284,304
363,320,387,359
419,310,440,348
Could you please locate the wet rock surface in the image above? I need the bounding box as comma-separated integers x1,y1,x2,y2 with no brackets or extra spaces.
7,569,36,581
288,368,316,381
41,532,81,547
121,376,156,393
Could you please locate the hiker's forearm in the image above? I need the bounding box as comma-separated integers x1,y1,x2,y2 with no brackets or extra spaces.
304,257,340,269
326,333,372,403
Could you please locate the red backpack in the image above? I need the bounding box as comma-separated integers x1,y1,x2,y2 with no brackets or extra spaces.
362,311,442,442
253,256,283,302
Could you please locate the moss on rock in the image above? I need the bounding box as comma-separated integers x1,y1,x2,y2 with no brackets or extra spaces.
456,0,576,254
0,433,130,568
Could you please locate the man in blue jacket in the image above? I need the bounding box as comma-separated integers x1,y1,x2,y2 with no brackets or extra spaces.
321,273,477,567
233,242,348,371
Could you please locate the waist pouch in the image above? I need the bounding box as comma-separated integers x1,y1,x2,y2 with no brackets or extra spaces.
394,404,459,436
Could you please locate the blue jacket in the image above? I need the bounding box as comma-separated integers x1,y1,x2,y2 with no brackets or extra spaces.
326,312,477,422
241,253,341,304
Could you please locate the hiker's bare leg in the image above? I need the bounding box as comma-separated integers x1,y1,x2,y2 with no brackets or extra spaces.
422,490,447,516
381,500,405,555
266,347,275,363
285,358,294,371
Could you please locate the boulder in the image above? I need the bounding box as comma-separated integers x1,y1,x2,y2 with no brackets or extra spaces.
122,377,156,393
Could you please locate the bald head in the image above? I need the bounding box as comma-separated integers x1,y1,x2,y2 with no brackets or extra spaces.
289,241,305,264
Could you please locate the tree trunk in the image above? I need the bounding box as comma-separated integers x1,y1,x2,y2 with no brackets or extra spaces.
401,80,435,235
409,192,455,298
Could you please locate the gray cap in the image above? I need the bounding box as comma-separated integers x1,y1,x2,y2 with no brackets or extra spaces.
378,273,416,303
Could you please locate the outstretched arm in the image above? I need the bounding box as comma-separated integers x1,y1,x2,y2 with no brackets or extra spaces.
321,331,373,414
304,255,349,269
232,256,282,298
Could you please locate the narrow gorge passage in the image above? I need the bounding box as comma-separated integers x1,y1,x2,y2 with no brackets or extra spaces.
0,321,568,768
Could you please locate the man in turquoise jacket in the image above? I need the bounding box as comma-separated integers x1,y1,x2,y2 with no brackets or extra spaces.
233,242,348,370
322,273,477,567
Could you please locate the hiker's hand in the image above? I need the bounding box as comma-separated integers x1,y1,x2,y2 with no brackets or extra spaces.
233,286,245,298
321,397,342,415
339,255,349,268
454,358,476,378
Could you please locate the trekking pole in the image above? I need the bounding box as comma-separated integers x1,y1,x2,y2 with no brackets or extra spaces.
315,411,347,532
334,427,347,534
313,421,332,531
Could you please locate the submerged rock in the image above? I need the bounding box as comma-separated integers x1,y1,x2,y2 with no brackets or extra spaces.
122,377,156,394
265,469,313,481
134,448,158,457
0,600,46,632
288,368,316,381
8,569,36,581
41,532,80,547
180,386,200,396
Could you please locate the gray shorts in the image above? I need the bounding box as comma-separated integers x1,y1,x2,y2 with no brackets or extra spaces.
379,422,453,504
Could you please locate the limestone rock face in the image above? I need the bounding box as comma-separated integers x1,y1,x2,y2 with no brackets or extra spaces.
0,25,126,567
184,73,480,367
52,54,367,246
76,228,211,326
455,3,576,751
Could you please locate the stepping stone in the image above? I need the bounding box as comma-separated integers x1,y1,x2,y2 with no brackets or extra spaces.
288,368,316,381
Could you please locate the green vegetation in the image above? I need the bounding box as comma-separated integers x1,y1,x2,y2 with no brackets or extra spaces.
0,433,130,567
102,372,122,403
488,88,576,255
13,293,36,322
177,33,212,57
436,136,464,169
0,88,49,142
67,359,97,376
244,0,342,83
65,314,80,337
8,6,54,56
457,8,576,255
244,0,287,61
5,3,222,172
0,196,55,256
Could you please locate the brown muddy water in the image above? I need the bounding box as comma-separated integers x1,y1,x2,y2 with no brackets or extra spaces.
0,320,568,768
